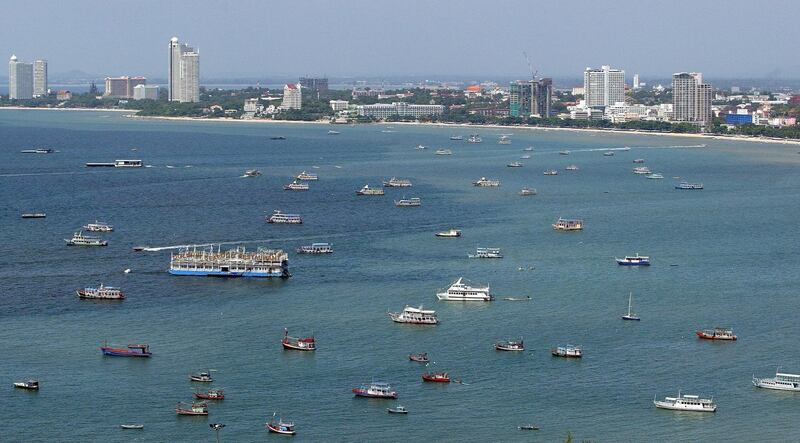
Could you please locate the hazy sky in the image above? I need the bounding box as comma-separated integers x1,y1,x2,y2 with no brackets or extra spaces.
3,0,798,80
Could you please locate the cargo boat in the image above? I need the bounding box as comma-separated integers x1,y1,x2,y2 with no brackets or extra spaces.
169,245,289,278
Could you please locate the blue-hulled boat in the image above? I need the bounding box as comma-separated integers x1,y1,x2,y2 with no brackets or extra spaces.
101,343,151,357
615,254,650,266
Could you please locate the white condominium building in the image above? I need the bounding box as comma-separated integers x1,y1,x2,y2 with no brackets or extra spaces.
8,55,33,100
33,60,47,97
280,84,302,110
672,72,712,126
584,65,625,108
169,37,200,103
357,102,445,119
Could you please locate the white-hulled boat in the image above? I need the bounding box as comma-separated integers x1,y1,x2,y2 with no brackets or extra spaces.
551,345,582,358
266,413,296,435
435,149,453,155
436,277,492,301
468,134,482,143
519,187,537,196
77,284,125,300
266,210,303,224
296,243,333,254
394,197,421,207
473,177,500,187
83,221,114,232
654,392,716,412
495,339,524,351
565,164,579,171
468,247,502,259
13,380,39,390
543,169,558,176
435,229,461,238
383,177,413,187
633,166,652,174
389,305,438,325
552,218,583,231
559,150,570,155
356,184,385,195
295,171,318,180
523,147,534,151
621,292,640,321
120,424,144,430
499,135,511,145
415,144,426,150
603,151,615,156
645,173,664,179
65,231,108,246
283,180,309,191
753,370,800,391
507,161,524,168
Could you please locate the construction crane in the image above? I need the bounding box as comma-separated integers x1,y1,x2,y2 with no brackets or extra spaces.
523,51,537,81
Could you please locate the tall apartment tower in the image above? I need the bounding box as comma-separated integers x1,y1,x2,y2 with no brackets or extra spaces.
33,60,48,97
672,72,712,126
509,78,553,118
632,74,640,90
168,37,200,102
583,65,625,108
8,55,33,100
532,78,553,118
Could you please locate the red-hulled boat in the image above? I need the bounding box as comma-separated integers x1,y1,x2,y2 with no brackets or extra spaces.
282,328,316,351
194,388,225,400
696,327,737,341
100,343,151,357
352,382,398,399
175,402,208,416
422,371,450,383
409,352,429,363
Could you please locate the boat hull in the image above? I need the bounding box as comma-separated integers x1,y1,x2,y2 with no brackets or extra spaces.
654,401,716,412
352,389,397,399
168,269,287,278
696,332,737,340
266,424,296,435
101,347,151,357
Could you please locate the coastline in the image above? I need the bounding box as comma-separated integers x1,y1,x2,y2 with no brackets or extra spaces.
0,106,135,113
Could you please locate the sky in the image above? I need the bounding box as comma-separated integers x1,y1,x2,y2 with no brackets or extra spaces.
2,0,799,81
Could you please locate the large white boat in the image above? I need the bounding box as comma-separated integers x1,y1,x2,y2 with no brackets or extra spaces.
394,197,421,207
753,370,800,391
383,177,412,187
65,231,108,246
436,277,492,301
388,305,438,325
356,185,385,196
77,284,125,300
266,210,303,224
633,166,652,175
473,177,500,187
283,180,309,191
552,218,583,231
653,392,717,412
468,247,503,259
83,221,114,232
295,171,318,181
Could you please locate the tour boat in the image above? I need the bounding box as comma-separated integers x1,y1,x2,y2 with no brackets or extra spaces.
13,380,39,390
622,292,640,321
543,169,558,176
352,382,398,399
473,177,501,187
559,150,570,155
633,166,652,174
551,345,582,358
194,388,225,400
633,158,645,163
468,247,503,259
436,277,492,301
176,402,208,416
495,339,524,351
101,343,151,357
387,405,408,414
383,177,413,187
169,245,289,278
266,413,296,435
244,169,262,177
615,254,650,266
653,392,716,412
696,327,737,341
753,370,800,391
408,353,429,363
518,425,540,431
507,161,523,167
645,173,664,179
389,305,438,325
189,371,215,382
283,180,309,191
519,187,537,196
114,159,142,168
394,197,421,207
295,171,318,181
296,243,333,254
450,135,463,140
435,228,461,238
468,134,482,143
21,213,47,218
282,328,316,351
552,218,583,231
499,136,512,145
422,371,450,383
435,149,453,155
266,210,303,224
120,424,144,430
83,221,113,232
65,231,107,246
676,181,703,190
356,184,385,195
565,164,579,171
76,284,125,300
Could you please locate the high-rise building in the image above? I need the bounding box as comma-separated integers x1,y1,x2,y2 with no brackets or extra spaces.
583,65,625,108
33,60,48,97
508,81,531,117
672,72,712,126
169,37,200,102
509,78,553,118
280,84,302,110
632,74,640,90
299,77,328,97
104,76,146,98
532,78,553,118
8,55,33,100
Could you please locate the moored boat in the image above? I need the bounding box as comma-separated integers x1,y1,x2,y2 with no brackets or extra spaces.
394,197,421,207
498,135,512,145
356,184,385,195
633,166,651,174
473,177,500,187
450,135,463,140
468,134,482,143
296,243,333,254
120,424,144,430
518,424,540,431
387,405,408,414
77,284,125,300
435,149,453,155
389,305,438,325
543,169,558,176
622,292,640,321
633,158,645,163
603,151,615,156
21,213,47,218
194,388,225,400
468,247,502,259
519,187,537,196
266,413,296,435
551,345,582,358
645,173,664,179
753,370,800,391
283,180,309,191
83,221,114,232
13,380,39,390
696,327,737,341
552,218,583,231
189,371,215,382
675,181,703,190
565,164,579,171
653,392,716,412
409,353,429,363
615,254,650,266
101,343,151,357
383,177,413,187
507,161,523,168
436,277,492,301
435,228,461,238
422,371,450,383
495,339,524,351
295,171,318,181
267,210,303,224
352,382,398,399
282,328,316,351
176,402,208,416
65,231,107,246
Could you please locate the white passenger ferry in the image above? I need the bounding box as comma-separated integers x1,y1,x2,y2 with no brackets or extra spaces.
83,221,114,232
266,210,303,224
296,243,334,254
436,277,492,301
473,177,501,187
114,159,142,168
169,245,289,278
753,370,800,391
295,171,318,181
356,185,385,195
653,392,717,412
395,197,421,207
388,305,438,325
468,247,503,259
76,284,125,300
383,177,413,187
283,180,309,191
553,218,583,231
65,231,108,246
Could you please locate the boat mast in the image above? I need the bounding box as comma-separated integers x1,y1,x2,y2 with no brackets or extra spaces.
628,292,633,316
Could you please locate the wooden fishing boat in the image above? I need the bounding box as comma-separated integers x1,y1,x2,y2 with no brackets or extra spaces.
175,402,208,416
408,352,429,363
194,388,225,400
422,371,450,383
282,328,316,351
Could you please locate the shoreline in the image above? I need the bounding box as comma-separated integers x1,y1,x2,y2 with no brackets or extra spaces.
0,106,134,113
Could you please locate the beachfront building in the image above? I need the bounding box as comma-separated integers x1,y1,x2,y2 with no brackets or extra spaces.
672,72,712,127
33,60,47,97
280,84,302,110
357,102,444,119
584,65,625,109
168,36,200,103
330,99,349,112
8,55,33,100
104,76,146,98
133,84,159,100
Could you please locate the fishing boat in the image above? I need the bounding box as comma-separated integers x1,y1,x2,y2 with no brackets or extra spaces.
543,169,558,176
435,149,453,155
622,292,640,321
603,151,615,156
21,213,46,218
383,177,413,187
13,380,39,390
282,328,316,351
394,197,421,207
266,413,296,435
408,353,429,363
633,166,652,174
552,218,583,231
696,327,737,341
468,134,482,143
83,221,113,232
189,371,215,383
518,425,540,431
653,392,716,412
633,158,645,163
77,284,125,300
499,136,512,145
645,173,664,179
244,169,262,177
387,405,408,414
435,228,461,238
101,343,151,357
675,181,703,190
296,243,333,254
65,231,108,246
468,247,502,259
436,277,492,301
473,177,500,187
422,372,450,383
283,180,309,191
519,187,537,196
495,339,524,351
352,382,398,399
753,370,800,391
615,254,651,266
267,210,303,224
356,184,385,195
176,402,208,416
120,424,144,430
295,171,318,181
389,305,438,325
507,161,523,167
565,164,579,171
551,345,582,358
169,245,289,278
450,135,463,140
194,388,224,400
559,150,570,155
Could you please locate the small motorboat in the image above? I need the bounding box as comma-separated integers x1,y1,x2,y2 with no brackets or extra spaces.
194,388,225,400
132,246,146,252
13,380,39,390
120,424,144,430
519,188,537,196
408,353,429,363
244,169,262,177
266,413,296,435
518,424,540,431
387,406,408,414
189,371,215,382
422,371,450,383
495,339,525,351
503,296,531,301
603,151,615,156
270,136,286,140
176,402,208,416
559,150,570,155
435,229,461,238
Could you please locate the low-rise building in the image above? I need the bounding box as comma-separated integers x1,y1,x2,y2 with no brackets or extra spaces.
104,76,146,98
56,90,72,101
357,102,444,119
132,84,159,100
352,88,383,98
329,99,349,112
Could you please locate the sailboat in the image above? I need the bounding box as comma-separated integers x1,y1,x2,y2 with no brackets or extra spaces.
622,292,640,321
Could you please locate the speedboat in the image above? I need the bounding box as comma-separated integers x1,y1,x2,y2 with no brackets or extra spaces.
495,339,524,351
327,130,340,135
409,353,429,363
436,228,461,238
422,372,450,383
13,380,39,390
387,405,408,414
353,381,398,399
282,328,316,351
633,158,645,163
194,388,225,400
266,414,296,435
520,154,531,159
523,146,534,151
415,144,426,150
120,424,144,430
653,392,716,412
498,136,511,145
189,371,214,382
633,166,651,174
176,402,208,416
551,345,582,358
696,327,737,341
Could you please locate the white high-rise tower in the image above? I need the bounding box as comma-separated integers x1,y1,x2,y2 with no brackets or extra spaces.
33,60,48,97
9,55,33,100
169,37,200,102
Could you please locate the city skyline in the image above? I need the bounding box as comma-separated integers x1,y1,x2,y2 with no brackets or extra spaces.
1,0,799,80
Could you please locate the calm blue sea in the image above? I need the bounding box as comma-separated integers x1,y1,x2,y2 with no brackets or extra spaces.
1,110,799,442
